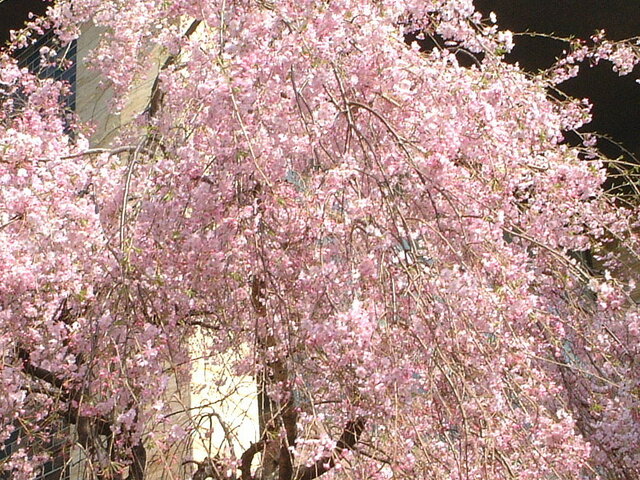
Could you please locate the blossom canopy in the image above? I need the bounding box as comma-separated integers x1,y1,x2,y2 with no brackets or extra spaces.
1,1,639,479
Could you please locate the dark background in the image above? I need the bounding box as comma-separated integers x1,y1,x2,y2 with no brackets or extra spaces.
474,0,640,173
1,0,639,171
0,0,48,44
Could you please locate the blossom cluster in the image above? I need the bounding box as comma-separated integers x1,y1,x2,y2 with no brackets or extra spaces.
0,1,639,479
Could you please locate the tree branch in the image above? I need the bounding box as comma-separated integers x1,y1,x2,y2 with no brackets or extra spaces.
19,348,146,478
294,418,366,480
277,393,298,480
18,348,66,390
126,442,147,480
240,439,265,480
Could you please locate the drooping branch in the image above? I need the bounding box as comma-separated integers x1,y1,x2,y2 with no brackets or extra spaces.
250,272,301,480
277,398,297,480
20,351,112,434
251,274,284,479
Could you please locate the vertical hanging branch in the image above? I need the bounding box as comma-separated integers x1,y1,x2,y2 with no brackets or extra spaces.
251,275,282,479
277,390,298,480
250,273,300,480
248,274,365,480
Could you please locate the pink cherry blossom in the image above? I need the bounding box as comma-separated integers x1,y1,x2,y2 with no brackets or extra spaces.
1,2,639,480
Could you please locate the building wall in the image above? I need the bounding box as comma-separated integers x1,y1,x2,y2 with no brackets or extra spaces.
188,335,260,462
75,22,161,147
74,21,260,478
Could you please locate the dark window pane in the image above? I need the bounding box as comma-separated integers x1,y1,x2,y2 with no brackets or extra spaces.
14,29,77,111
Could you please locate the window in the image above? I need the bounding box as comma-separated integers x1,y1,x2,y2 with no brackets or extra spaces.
13,28,77,111
1,0,77,114
0,424,70,480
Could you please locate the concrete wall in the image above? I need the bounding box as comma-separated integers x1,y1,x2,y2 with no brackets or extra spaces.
75,22,161,147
